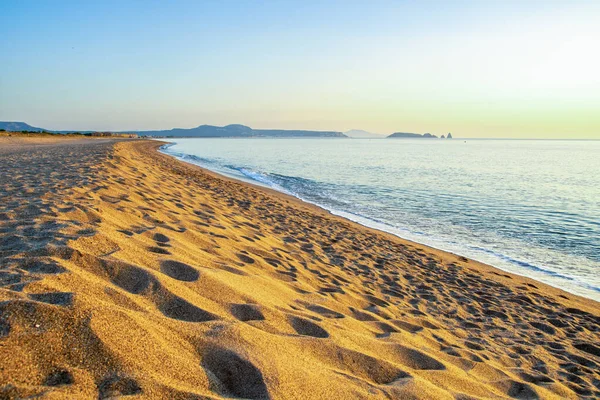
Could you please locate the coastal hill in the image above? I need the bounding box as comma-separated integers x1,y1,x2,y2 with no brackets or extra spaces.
0,121,346,138
0,121,46,132
0,121,96,135
139,124,347,138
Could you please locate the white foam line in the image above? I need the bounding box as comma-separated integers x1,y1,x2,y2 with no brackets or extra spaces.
158,143,599,301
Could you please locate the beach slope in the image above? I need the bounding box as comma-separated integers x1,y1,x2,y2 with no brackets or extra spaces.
1,138,599,399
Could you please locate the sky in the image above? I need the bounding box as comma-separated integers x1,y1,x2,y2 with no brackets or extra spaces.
1,0,599,138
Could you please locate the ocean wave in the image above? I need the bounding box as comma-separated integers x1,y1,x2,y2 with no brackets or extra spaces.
236,168,291,194
158,141,600,300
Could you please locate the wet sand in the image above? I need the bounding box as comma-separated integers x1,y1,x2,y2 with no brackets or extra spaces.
1,137,599,399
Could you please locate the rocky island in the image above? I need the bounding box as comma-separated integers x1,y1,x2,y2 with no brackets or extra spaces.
387,132,438,139
387,132,454,139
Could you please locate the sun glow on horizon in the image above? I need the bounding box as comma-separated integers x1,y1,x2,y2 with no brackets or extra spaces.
1,1,599,138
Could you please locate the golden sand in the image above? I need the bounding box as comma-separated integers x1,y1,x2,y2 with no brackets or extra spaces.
1,137,599,399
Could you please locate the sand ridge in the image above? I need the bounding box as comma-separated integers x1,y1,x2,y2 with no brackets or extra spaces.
1,138,599,399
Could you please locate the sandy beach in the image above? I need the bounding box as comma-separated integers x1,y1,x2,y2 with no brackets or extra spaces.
1,137,599,399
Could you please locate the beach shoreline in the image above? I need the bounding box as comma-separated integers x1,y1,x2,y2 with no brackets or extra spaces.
1,137,599,399
157,139,599,305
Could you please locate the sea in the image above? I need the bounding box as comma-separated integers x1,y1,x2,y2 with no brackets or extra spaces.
160,138,600,301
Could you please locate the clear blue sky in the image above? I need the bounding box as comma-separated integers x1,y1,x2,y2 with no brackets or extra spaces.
1,0,599,138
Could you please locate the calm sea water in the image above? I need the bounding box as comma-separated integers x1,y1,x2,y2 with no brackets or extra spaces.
161,138,600,301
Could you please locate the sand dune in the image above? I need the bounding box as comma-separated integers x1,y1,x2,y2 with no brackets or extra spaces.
1,137,599,399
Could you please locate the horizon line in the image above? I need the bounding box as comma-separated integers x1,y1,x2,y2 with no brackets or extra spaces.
1,120,598,140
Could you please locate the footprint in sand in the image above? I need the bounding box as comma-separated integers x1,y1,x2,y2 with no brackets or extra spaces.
289,316,329,338
230,304,265,322
103,260,216,322
305,304,345,319
0,319,10,338
159,260,199,282
372,321,398,338
28,292,74,307
200,347,270,399
386,344,446,370
574,342,600,357
491,380,538,400
44,370,74,386
322,347,411,385
158,296,217,322
108,262,154,295
18,259,67,274
98,375,142,399
152,232,170,243
148,246,171,255
236,253,255,264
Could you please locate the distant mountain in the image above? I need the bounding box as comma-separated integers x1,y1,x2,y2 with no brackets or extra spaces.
344,129,385,139
387,132,438,139
0,121,46,132
0,121,95,134
0,121,347,138
136,124,347,138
